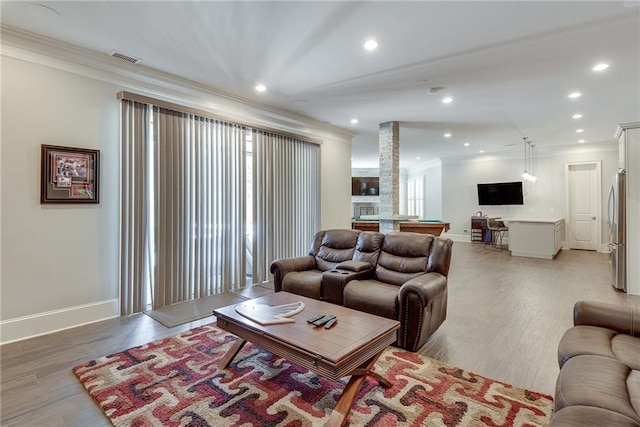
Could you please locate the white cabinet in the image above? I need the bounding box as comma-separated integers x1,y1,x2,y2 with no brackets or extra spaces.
619,132,627,170
554,220,565,255
505,218,565,259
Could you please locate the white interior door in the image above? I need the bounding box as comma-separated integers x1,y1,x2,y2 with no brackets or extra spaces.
567,162,600,251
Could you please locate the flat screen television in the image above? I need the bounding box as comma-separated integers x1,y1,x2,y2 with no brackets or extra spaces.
477,181,524,205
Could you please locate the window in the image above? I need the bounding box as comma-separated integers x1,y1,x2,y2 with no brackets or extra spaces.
407,176,424,218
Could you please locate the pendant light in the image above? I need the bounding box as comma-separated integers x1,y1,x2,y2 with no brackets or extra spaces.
522,137,537,182
530,143,537,182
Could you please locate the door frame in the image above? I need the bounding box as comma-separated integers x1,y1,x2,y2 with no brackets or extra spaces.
563,160,602,252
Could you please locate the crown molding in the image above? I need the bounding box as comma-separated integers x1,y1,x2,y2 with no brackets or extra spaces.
615,121,640,139
0,25,356,142
440,139,617,166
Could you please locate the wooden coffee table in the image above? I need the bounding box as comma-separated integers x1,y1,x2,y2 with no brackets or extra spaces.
213,291,400,427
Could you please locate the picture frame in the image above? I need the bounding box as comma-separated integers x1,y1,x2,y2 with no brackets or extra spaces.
41,144,100,204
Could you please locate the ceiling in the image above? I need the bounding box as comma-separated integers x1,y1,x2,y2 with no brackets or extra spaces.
2,1,639,168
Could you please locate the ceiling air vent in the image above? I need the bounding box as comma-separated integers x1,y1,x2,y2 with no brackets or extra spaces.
109,50,142,64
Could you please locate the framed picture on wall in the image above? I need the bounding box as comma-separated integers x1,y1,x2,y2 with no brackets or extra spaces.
41,144,100,204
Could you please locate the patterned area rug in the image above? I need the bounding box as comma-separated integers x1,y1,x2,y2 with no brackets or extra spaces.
73,324,553,426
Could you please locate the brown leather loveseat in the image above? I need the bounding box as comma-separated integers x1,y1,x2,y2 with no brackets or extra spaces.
269,229,453,351
551,300,640,426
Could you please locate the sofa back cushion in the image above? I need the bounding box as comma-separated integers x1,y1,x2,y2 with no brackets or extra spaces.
372,232,453,286
375,232,433,286
352,231,384,266
310,229,360,271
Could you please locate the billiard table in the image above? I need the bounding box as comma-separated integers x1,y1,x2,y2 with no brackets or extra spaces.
351,220,450,236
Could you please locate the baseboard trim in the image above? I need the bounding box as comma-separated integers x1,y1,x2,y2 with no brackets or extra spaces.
446,234,510,246
445,234,471,242
0,299,119,345
510,251,556,260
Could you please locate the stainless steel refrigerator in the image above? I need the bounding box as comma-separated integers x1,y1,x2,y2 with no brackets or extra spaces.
607,170,626,292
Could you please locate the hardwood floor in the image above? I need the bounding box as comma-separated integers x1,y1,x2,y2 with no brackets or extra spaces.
419,243,638,395
1,243,638,426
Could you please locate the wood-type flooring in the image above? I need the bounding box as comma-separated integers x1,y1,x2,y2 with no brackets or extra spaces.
2,243,638,426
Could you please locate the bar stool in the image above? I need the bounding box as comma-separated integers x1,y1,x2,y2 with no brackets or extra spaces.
486,218,508,250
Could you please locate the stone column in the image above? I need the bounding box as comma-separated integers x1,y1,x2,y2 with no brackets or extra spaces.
379,121,400,234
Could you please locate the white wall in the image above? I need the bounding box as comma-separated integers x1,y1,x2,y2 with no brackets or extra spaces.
1,50,353,343
1,57,121,341
442,148,618,243
320,135,353,229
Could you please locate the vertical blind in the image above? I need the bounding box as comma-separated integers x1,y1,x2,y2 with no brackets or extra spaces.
251,131,321,283
120,100,151,315
152,108,247,309
120,97,320,315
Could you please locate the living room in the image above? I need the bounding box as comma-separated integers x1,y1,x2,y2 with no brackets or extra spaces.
1,2,640,426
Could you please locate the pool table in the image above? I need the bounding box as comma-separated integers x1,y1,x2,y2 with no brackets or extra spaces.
351,220,450,236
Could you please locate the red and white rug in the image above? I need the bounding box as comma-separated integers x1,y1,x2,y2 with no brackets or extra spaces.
73,323,553,426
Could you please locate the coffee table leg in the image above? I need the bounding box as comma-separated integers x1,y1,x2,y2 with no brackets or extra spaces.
366,370,392,389
219,338,246,369
326,351,391,427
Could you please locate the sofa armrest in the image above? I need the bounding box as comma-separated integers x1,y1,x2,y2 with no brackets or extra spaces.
322,268,373,305
397,272,448,351
335,260,371,272
399,272,447,304
270,256,316,292
573,300,640,336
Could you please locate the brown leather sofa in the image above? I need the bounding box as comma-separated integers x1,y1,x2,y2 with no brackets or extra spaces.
269,229,453,351
551,300,640,426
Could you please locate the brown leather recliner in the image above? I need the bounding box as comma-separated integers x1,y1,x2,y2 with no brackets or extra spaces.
270,229,453,351
270,229,384,300
551,301,640,426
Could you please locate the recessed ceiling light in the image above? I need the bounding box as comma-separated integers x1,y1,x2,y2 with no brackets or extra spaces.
578,139,586,143
479,150,485,153
416,157,421,160
364,40,378,51
464,142,470,146
576,129,584,133
255,84,266,92
444,133,452,138
572,113,583,119
442,97,453,104
568,92,581,99
592,63,609,71
350,118,358,124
